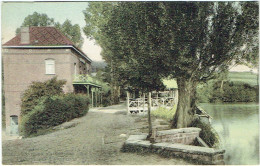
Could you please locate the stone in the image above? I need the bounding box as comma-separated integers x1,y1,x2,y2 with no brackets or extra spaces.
125,139,142,145
213,154,224,160
156,127,201,136
119,134,127,138
152,142,172,150
182,127,201,133
127,134,148,141
135,140,152,148
124,140,152,148
123,132,225,165
153,143,217,155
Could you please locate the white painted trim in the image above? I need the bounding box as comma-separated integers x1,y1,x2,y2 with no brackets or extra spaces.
79,58,86,64
2,45,92,63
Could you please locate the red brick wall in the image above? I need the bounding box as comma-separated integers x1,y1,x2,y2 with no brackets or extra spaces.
2,48,91,134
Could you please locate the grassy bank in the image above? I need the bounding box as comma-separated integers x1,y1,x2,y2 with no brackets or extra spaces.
228,72,257,86
151,105,177,121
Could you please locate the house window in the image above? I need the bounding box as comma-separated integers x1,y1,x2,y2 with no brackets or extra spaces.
45,59,55,75
74,63,77,75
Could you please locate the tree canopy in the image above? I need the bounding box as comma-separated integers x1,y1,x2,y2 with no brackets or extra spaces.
84,2,258,128
16,12,83,48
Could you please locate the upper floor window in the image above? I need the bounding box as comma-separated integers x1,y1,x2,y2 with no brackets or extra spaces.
74,63,77,75
45,59,55,75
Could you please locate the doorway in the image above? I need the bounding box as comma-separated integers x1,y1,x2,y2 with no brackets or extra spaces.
10,115,18,135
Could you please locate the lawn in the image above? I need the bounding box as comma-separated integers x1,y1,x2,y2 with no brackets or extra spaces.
228,72,258,86
151,71,258,121
151,105,177,121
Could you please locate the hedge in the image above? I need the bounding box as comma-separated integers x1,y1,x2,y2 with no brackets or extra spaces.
20,93,90,137
21,77,66,116
197,81,258,103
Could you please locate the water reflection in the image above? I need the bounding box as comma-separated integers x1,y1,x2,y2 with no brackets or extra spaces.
199,103,259,165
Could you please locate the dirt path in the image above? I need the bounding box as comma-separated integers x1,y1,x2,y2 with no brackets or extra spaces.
2,104,191,165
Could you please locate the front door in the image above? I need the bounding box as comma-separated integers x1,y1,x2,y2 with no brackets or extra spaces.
10,115,18,135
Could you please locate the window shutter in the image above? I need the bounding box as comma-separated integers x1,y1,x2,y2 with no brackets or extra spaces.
45,59,55,74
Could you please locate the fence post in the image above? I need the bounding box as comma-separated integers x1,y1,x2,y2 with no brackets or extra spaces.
126,91,130,114
101,91,103,106
143,93,145,114
137,95,139,112
148,92,153,139
91,89,94,108
95,88,98,107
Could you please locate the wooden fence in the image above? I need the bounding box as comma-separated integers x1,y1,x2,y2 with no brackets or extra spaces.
127,92,176,114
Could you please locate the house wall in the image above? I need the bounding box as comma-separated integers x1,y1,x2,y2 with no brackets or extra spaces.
2,48,91,135
70,49,91,75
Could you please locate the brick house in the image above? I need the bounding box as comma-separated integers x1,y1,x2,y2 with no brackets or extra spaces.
2,27,100,135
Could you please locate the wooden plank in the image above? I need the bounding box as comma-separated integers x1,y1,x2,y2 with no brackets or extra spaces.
196,137,209,148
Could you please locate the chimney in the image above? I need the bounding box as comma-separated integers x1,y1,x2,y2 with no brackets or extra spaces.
20,27,30,44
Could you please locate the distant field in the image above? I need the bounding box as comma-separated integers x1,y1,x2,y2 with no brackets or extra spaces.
162,72,258,88
228,72,258,86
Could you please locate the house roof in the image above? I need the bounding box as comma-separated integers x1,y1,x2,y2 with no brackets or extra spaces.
3,26,92,62
3,27,74,46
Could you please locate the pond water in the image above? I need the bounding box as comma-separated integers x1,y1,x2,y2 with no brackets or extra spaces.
199,103,259,165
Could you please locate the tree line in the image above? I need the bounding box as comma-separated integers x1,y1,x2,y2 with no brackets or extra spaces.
83,2,258,129
16,2,258,130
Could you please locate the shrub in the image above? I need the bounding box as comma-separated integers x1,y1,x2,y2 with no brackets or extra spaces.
21,77,66,116
20,93,90,137
190,118,220,148
197,80,257,103
151,105,177,121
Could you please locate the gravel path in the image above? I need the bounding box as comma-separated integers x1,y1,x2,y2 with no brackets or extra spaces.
2,104,191,165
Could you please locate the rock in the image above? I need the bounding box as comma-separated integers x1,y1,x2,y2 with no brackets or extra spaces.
127,134,148,141
119,134,127,138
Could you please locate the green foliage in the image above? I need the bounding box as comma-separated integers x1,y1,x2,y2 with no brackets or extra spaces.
21,77,66,116
92,72,114,106
16,12,55,34
197,79,258,103
84,2,258,127
16,12,83,48
190,119,220,148
151,106,177,121
228,72,258,86
213,82,257,103
55,20,84,48
85,2,258,85
20,94,90,137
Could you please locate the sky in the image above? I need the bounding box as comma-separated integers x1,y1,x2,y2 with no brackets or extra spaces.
1,1,257,72
1,2,103,61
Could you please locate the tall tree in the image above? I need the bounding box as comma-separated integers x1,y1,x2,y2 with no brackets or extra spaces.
83,2,124,104
55,20,84,48
84,2,258,128
16,12,55,34
16,12,83,48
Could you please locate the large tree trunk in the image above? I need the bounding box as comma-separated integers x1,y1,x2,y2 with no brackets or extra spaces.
172,78,198,128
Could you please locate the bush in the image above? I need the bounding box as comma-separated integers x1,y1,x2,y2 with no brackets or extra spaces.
21,77,66,116
20,93,90,137
197,81,258,103
190,119,220,148
151,105,177,121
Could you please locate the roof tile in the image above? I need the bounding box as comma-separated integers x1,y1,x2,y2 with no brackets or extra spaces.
3,26,74,46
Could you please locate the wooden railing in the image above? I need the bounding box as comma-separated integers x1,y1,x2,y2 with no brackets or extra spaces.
128,97,175,114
